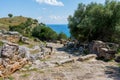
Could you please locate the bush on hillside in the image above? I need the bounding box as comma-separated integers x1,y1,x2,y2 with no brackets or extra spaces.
9,18,33,37
32,24,58,41
58,32,67,40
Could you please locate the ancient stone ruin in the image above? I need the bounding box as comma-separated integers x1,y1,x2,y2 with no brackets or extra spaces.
0,30,30,44
0,30,20,43
0,40,55,77
0,42,28,77
89,40,118,60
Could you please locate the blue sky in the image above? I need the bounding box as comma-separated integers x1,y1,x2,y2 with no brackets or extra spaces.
0,0,106,24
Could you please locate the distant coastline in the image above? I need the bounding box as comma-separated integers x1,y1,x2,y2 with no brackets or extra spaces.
47,24,70,37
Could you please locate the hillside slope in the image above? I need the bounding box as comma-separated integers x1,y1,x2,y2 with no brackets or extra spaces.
0,16,37,30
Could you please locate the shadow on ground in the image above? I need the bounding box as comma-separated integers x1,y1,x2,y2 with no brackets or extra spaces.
105,66,120,80
56,46,83,56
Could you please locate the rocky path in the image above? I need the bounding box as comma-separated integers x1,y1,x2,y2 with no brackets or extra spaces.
10,43,120,80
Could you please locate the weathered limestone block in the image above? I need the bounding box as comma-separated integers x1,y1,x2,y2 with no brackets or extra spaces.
0,58,2,65
45,45,53,55
56,58,76,65
20,36,30,44
0,42,29,77
78,54,97,62
89,40,117,60
0,31,21,43
6,35,20,43
98,48,116,60
18,46,26,58
1,42,18,58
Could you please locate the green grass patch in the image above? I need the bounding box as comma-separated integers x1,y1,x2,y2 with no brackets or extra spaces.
118,64,120,67
40,58,50,62
0,41,3,46
23,65,31,71
30,49,40,54
21,73,30,77
29,68,38,72
17,41,25,45
21,65,38,72
28,44,34,48
8,76,14,80
37,69,44,73
0,77,4,80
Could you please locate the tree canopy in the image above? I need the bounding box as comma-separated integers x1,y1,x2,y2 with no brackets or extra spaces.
8,13,13,18
68,0,120,43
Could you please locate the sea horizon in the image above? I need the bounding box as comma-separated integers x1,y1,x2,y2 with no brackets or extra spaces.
47,24,70,37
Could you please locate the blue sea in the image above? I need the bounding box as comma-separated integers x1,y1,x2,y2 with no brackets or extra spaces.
47,24,70,37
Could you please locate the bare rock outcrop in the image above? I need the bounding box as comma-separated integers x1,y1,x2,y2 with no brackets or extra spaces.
89,40,118,60
0,30,31,44
0,42,28,77
0,31,20,43
77,54,97,62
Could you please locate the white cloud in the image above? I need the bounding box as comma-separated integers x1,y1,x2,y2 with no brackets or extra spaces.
48,15,67,24
35,0,64,6
49,15,66,20
37,15,67,24
37,16,43,20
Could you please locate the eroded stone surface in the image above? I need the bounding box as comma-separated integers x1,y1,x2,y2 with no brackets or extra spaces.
0,42,28,77
10,42,120,80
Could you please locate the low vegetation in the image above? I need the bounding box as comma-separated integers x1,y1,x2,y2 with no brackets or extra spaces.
57,32,67,40
20,73,30,77
32,23,58,41
0,15,68,41
0,16,27,29
32,23,68,41
0,41,3,46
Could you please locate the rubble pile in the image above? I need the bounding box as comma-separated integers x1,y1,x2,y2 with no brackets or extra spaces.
0,42,28,77
89,40,118,60
0,30,30,44
0,41,54,77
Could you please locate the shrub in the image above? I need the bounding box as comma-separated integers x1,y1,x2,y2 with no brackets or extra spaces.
0,41,3,46
58,32,67,40
32,24,58,41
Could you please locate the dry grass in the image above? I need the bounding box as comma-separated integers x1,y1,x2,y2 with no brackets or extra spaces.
0,16,27,26
30,49,40,54
0,16,27,30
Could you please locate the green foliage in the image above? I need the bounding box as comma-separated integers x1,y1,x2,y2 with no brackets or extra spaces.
8,76,14,80
58,32,67,40
8,16,67,41
8,13,13,18
68,0,120,42
21,73,30,77
83,49,89,55
32,24,58,41
0,41,3,46
33,19,38,24
18,41,25,45
0,77,4,80
9,18,33,37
